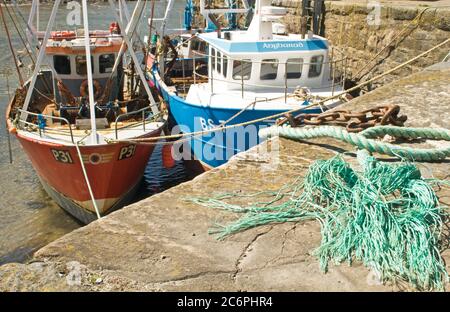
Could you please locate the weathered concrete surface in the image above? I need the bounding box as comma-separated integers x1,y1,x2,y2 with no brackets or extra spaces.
0,64,449,291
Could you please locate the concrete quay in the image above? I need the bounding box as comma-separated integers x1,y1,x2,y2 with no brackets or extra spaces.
0,63,449,291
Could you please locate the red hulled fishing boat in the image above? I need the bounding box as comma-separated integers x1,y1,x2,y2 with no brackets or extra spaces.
5,0,165,223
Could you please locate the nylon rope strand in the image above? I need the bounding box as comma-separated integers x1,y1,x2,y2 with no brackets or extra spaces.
187,150,449,291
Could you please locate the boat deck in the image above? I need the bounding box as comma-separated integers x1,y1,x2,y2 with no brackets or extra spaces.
17,120,165,146
184,83,344,110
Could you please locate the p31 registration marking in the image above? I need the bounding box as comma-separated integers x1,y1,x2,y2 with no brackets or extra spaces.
118,145,136,160
51,149,74,164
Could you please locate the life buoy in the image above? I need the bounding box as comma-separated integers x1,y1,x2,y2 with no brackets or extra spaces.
51,31,76,40
109,22,121,35
80,79,102,100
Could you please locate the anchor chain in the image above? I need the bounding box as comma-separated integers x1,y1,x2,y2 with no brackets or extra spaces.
278,104,408,133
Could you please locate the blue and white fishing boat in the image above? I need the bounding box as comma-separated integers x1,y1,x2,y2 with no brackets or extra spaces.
151,0,348,171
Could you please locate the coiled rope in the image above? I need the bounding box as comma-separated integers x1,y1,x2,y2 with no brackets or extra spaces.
260,125,450,162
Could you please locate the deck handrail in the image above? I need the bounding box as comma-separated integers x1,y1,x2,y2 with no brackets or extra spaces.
191,49,348,66
191,49,348,101
114,105,155,140
17,108,75,144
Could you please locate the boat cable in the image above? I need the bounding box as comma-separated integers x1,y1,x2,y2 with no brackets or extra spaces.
10,0,37,46
1,0,35,65
75,138,102,220
107,37,450,145
3,0,59,101
354,7,434,81
100,0,148,103
260,125,450,162
3,70,13,163
0,2,24,86
144,0,156,66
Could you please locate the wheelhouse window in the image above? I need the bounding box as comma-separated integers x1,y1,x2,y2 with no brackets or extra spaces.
75,55,94,76
232,60,252,80
190,39,201,51
217,51,222,74
260,59,278,80
53,55,71,75
199,42,206,53
191,39,205,53
286,58,303,79
191,39,199,50
308,55,324,78
211,48,216,70
99,54,115,74
223,56,228,78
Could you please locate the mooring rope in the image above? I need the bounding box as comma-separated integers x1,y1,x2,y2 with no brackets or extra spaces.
75,140,101,220
260,125,450,162
354,7,433,80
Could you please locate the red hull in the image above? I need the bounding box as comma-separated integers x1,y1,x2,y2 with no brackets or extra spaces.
15,129,161,223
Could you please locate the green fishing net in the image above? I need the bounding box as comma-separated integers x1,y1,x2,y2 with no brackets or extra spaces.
189,150,449,291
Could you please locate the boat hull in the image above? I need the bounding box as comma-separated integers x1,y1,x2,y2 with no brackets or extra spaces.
154,76,339,170
14,129,161,224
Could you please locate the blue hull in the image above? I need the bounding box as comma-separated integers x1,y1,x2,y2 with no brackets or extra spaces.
156,80,325,169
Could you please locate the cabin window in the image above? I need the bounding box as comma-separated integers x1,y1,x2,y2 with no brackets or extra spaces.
286,58,303,79
223,56,228,78
99,54,115,74
260,59,278,80
308,55,324,78
233,60,252,80
53,55,71,75
191,39,200,51
199,42,206,53
75,55,94,76
191,40,206,54
211,48,216,70
217,52,222,74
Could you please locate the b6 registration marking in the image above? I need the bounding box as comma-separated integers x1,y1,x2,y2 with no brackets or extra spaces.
118,145,136,160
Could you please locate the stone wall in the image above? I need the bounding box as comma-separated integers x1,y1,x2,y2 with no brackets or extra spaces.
276,0,450,88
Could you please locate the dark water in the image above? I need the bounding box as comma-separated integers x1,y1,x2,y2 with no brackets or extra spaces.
0,1,190,265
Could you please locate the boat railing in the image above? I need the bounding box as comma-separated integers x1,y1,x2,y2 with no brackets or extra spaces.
16,108,75,144
114,105,155,139
191,49,348,103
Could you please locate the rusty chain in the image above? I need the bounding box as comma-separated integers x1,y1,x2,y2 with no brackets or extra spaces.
277,104,408,133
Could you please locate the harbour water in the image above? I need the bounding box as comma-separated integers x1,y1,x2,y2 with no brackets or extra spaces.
0,1,189,265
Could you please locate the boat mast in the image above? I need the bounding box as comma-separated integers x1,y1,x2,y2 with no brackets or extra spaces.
199,0,250,29
81,0,98,144
108,0,160,116
156,0,176,76
104,2,143,91
119,0,131,24
27,0,37,44
20,0,61,121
